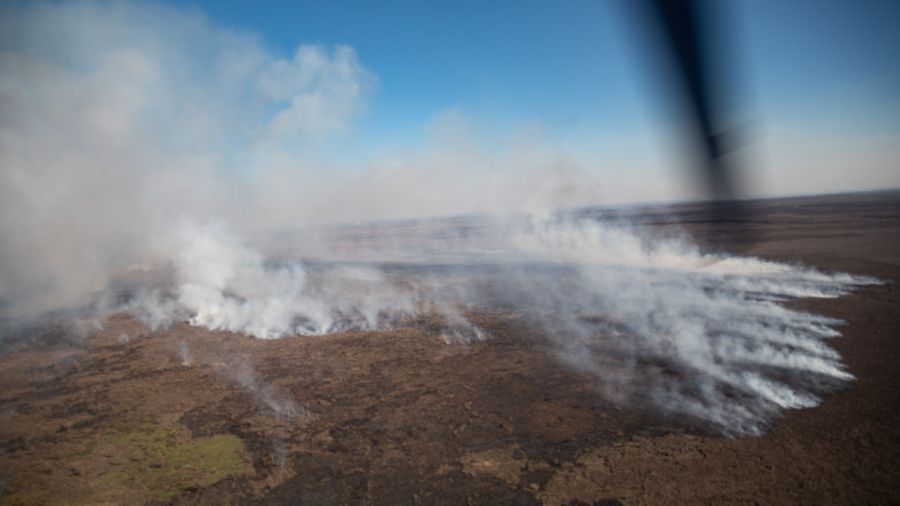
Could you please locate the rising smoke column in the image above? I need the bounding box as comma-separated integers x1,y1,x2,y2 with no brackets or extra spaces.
0,1,373,322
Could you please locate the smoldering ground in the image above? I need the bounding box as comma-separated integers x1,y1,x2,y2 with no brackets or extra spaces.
109,216,876,436
0,0,881,438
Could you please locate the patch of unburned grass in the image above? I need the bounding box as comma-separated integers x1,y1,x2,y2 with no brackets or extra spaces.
1,425,251,506
94,426,251,502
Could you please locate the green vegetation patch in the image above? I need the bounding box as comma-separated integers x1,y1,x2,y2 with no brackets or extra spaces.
93,426,251,502
0,425,252,505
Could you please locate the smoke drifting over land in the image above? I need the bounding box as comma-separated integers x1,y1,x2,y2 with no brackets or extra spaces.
0,1,881,435
117,217,875,435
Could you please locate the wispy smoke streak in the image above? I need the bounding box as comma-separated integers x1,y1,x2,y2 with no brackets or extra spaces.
230,361,303,419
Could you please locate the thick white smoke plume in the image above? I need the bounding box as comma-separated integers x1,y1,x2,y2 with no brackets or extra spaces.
117,216,877,435
0,0,603,320
0,1,881,436
128,221,419,339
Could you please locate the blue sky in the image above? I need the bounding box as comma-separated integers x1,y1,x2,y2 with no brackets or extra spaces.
156,0,899,147
172,1,628,139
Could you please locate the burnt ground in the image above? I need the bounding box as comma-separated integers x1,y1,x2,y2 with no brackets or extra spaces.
1,191,899,505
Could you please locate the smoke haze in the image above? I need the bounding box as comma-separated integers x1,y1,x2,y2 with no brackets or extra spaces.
0,1,882,435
